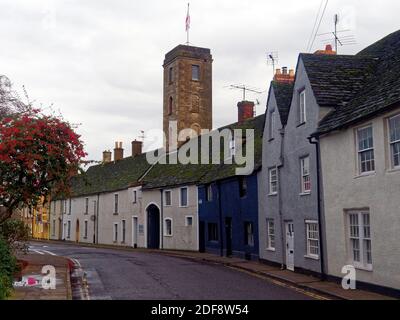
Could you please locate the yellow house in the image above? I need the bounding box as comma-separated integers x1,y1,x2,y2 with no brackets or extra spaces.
17,197,51,240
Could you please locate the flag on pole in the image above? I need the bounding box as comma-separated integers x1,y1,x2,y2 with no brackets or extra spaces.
185,3,190,32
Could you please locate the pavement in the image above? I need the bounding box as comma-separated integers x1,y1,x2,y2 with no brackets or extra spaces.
154,250,396,300
10,250,72,300
16,240,397,300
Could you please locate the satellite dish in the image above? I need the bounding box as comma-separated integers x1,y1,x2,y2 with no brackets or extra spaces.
90,215,96,221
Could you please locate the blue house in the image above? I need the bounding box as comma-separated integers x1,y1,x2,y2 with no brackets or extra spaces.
198,112,264,260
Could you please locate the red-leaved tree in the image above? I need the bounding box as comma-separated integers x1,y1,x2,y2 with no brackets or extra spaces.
0,108,86,224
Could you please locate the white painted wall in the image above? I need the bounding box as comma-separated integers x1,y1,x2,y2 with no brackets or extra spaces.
320,108,400,290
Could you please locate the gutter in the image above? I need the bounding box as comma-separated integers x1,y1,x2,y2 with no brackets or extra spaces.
307,135,326,280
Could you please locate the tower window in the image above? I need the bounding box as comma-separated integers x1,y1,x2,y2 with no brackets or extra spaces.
168,97,173,115
192,65,200,81
168,67,173,84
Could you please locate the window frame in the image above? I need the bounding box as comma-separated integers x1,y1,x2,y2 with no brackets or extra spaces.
388,114,400,169
266,219,275,251
191,65,200,81
269,108,276,140
113,223,118,243
67,221,71,239
268,167,278,195
356,125,375,175
121,219,126,243
114,193,119,214
85,198,89,215
244,222,254,247
164,190,172,207
179,187,189,207
239,176,247,198
164,218,173,237
168,66,173,84
84,220,88,239
299,89,306,124
207,223,219,242
305,220,319,259
205,184,213,202
300,156,311,194
185,215,193,227
347,211,373,270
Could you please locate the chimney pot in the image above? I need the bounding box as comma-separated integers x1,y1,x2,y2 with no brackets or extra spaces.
131,140,143,157
237,101,255,123
274,66,295,84
114,141,124,161
282,67,288,75
103,150,112,163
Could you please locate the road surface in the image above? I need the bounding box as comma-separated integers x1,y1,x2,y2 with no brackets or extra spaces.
28,241,315,300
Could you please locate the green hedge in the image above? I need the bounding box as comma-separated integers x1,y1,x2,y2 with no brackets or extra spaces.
0,237,17,300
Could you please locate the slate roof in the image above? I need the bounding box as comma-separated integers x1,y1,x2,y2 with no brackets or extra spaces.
271,81,294,126
314,29,400,135
300,53,377,108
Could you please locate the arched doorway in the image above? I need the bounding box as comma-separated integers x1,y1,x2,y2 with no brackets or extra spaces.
75,219,80,243
146,204,160,249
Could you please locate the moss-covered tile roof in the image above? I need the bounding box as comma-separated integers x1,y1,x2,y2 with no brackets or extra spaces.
69,152,152,197
142,114,265,189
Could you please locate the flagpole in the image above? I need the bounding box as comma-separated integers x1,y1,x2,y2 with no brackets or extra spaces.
186,3,190,45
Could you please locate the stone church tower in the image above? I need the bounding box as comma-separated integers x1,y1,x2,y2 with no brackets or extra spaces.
163,45,213,150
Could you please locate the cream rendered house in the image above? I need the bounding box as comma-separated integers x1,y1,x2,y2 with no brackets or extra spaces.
315,30,400,293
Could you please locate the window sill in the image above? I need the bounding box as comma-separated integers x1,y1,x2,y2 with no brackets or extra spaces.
266,248,276,252
268,193,278,197
164,204,172,207
164,234,173,237
113,213,119,216
297,122,306,128
268,138,275,142
179,205,189,208
304,254,319,261
299,192,311,197
386,167,400,174
354,172,376,179
353,264,373,272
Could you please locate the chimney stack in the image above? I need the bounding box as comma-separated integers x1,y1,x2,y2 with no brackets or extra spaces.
314,44,336,55
131,140,143,157
114,141,124,161
274,66,295,84
237,101,255,123
102,150,112,163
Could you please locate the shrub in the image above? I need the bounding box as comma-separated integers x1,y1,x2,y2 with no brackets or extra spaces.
0,219,30,253
0,237,17,300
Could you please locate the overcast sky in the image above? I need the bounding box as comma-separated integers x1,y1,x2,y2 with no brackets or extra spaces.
0,0,399,162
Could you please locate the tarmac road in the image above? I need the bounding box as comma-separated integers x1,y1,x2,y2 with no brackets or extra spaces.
28,241,314,300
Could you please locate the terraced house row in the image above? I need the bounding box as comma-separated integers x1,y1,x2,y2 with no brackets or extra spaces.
48,30,400,295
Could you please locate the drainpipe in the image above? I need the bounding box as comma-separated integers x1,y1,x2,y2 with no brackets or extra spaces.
160,189,164,250
96,193,100,244
278,127,286,270
307,135,326,280
217,181,224,257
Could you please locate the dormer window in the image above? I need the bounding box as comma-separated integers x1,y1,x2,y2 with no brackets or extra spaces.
299,89,306,124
